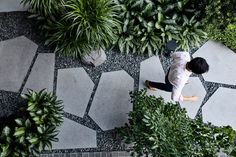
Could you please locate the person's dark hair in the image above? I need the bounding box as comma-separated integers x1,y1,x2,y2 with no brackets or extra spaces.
187,57,209,74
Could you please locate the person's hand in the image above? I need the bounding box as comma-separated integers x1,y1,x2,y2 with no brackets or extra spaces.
191,96,198,102
182,96,199,102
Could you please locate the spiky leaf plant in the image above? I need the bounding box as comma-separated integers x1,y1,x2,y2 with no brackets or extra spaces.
115,0,207,55
21,0,65,17
0,89,63,157
46,0,120,58
21,0,65,35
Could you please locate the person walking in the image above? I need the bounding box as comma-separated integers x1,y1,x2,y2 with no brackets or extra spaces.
145,51,209,102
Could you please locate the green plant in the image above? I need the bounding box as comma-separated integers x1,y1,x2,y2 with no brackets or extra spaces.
21,0,65,17
204,0,236,50
21,0,65,35
46,0,120,57
115,0,207,55
0,89,64,157
119,90,236,157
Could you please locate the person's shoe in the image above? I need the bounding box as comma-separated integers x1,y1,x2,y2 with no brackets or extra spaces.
145,80,157,91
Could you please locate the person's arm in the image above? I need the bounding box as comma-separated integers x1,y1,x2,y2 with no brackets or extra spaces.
171,84,184,101
171,83,198,102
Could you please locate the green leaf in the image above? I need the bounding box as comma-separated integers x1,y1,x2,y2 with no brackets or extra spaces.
15,118,24,126
25,119,31,128
155,22,162,29
14,127,25,137
37,127,44,134
0,144,11,157
2,126,11,136
157,12,164,23
29,137,39,144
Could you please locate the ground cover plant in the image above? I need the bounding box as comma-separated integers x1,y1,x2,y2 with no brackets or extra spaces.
119,90,236,157
115,0,207,55
0,89,63,157
204,0,236,51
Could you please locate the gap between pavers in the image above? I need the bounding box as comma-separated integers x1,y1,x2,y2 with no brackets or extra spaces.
23,53,55,93
0,36,38,92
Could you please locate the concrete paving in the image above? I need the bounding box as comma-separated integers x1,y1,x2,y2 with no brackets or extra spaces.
23,53,55,93
193,40,236,85
52,117,97,149
0,0,29,12
0,36,37,92
202,87,236,130
180,77,206,119
89,70,133,130
56,68,94,117
139,56,173,103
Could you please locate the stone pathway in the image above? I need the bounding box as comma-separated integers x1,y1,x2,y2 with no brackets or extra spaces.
0,0,28,12
56,68,94,117
0,3,236,157
89,70,133,131
0,36,37,92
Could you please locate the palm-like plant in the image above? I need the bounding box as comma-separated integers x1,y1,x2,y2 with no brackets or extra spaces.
47,0,120,57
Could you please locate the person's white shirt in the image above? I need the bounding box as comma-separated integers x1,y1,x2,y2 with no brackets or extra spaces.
168,51,192,101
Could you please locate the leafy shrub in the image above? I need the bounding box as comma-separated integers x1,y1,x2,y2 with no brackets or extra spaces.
119,90,236,157
204,0,236,50
115,0,207,55
0,89,63,157
46,0,120,57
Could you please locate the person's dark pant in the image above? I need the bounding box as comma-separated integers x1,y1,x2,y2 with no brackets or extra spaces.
148,70,173,92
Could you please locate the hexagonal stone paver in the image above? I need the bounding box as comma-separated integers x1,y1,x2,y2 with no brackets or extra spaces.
202,87,236,130
139,56,173,102
0,36,38,92
52,117,97,149
193,40,236,85
180,77,206,119
56,68,94,117
89,70,134,130
0,0,28,12
23,53,55,93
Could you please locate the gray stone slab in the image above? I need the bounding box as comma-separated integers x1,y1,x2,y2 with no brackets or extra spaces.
193,40,236,85
139,56,173,103
23,53,55,93
0,36,38,92
202,87,236,130
0,0,29,12
52,117,97,149
180,77,206,119
56,68,94,117
89,70,134,130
